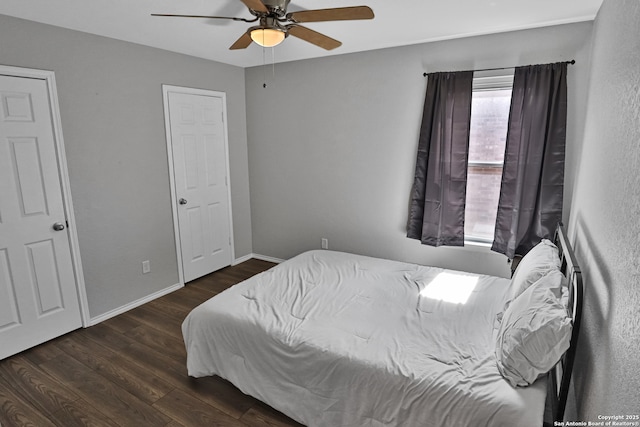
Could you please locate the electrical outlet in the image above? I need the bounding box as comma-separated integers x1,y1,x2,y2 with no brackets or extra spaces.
142,260,150,274
321,238,329,249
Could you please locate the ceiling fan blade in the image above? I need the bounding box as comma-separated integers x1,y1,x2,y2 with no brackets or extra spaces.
287,6,374,23
288,25,341,50
151,14,256,22
230,32,253,50
239,0,269,13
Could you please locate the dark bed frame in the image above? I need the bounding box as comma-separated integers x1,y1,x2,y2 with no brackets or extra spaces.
546,223,584,424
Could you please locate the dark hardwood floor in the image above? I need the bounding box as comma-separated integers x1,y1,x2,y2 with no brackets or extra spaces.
0,259,305,427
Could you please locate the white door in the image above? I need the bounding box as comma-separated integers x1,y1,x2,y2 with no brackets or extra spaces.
165,88,233,283
0,73,82,359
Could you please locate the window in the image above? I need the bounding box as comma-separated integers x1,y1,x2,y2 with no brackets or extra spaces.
464,74,514,244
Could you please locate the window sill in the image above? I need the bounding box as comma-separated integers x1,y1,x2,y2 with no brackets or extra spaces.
464,239,493,249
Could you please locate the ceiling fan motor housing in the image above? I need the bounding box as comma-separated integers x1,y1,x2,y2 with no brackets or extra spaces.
256,0,291,17
249,16,288,39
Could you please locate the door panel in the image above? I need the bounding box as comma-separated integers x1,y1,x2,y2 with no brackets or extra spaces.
167,90,232,282
183,135,199,189
27,239,65,315
187,206,205,261
207,202,224,256
0,248,20,331
0,74,82,359
10,137,49,216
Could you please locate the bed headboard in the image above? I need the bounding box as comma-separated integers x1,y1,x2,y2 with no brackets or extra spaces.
548,223,584,423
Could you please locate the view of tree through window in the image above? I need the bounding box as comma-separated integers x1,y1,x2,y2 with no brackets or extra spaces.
465,87,512,242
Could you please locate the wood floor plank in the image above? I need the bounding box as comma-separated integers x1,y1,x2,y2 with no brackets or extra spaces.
180,282,219,300
123,324,186,363
81,323,132,352
21,337,65,366
39,353,171,427
86,332,191,388
183,375,255,419
55,333,174,405
0,355,79,418
49,398,120,427
134,297,187,324
88,310,228,388
160,288,211,312
100,313,143,334
187,277,232,295
241,403,306,427
0,374,58,427
121,304,184,340
146,296,191,321
153,388,246,427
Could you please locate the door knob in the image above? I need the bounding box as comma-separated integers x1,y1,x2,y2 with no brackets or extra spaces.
52,222,65,231
179,198,187,205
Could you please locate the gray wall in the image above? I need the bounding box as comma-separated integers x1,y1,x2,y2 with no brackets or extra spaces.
567,0,640,420
246,22,593,278
0,14,253,319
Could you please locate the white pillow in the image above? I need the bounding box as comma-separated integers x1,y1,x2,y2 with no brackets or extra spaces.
496,240,562,326
495,269,572,387
507,239,561,304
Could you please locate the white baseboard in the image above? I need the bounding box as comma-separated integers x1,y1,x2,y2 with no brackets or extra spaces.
232,253,253,265
87,282,183,326
234,253,285,265
251,253,285,264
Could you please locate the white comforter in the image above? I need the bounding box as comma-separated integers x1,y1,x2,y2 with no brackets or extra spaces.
182,250,546,426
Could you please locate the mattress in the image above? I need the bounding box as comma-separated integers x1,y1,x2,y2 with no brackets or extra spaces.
182,250,546,426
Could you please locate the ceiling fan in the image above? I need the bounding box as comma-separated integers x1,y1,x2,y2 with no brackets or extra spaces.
152,0,374,51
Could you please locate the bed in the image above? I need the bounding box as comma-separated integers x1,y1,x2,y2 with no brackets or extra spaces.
182,224,583,426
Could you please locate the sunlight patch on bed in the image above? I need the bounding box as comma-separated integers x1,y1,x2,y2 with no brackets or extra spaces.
420,273,479,304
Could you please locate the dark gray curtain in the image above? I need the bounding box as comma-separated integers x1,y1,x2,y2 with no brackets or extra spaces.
491,62,567,258
407,71,474,246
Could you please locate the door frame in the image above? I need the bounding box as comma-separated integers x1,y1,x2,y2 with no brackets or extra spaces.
0,64,90,326
162,85,235,285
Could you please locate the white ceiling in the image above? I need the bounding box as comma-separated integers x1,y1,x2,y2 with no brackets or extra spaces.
0,0,602,68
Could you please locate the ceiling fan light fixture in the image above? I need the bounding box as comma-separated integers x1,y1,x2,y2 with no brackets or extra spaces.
250,27,286,47
153,1,375,51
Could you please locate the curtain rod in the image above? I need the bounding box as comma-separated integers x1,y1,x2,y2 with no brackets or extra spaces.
422,60,575,77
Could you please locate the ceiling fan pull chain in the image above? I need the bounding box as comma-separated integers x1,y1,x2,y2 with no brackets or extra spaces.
262,45,267,88
272,47,276,80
